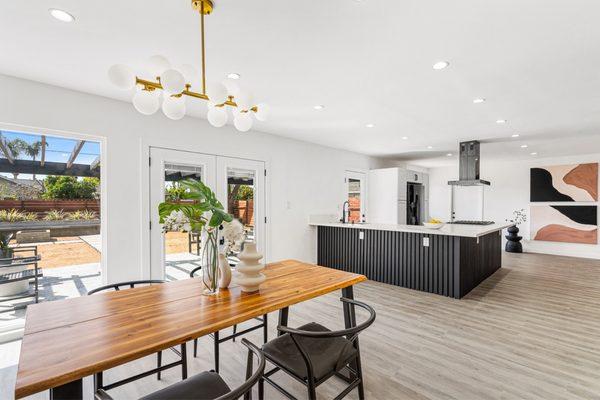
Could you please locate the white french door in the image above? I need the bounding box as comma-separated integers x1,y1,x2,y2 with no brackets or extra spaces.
149,147,266,280
216,157,266,257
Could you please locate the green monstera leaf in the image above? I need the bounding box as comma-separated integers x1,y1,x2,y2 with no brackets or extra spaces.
158,179,233,231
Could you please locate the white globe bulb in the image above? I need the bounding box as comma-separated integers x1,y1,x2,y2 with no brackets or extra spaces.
207,82,228,104
222,78,241,96
132,90,160,115
234,112,253,132
161,69,186,95
235,91,253,111
207,107,228,127
108,64,135,90
254,103,270,122
178,64,198,86
162,96,186,120
147,55,171,77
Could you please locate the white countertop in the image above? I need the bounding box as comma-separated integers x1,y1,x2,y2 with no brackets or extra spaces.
309,221,514,238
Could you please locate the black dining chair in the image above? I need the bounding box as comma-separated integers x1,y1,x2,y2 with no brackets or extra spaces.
260,297,376,400
95,338,265,400
189,265,268,373
87,280,188,393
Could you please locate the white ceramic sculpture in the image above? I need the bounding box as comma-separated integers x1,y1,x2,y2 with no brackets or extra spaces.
218,253,232,289
233,242,266,292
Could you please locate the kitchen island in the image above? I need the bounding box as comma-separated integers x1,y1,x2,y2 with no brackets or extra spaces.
310,222,512,299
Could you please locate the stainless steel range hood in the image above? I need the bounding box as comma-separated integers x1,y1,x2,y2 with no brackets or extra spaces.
448,140,490,186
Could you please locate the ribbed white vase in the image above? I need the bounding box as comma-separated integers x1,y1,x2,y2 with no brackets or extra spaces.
233,243,265,293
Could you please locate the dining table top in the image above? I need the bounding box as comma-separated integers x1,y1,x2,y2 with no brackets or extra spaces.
14,259,366,399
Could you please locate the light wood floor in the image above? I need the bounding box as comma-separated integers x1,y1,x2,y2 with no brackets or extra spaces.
3,252,600,400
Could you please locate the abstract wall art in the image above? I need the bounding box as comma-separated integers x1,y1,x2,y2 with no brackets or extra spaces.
531,205,597,244
530,163,598,202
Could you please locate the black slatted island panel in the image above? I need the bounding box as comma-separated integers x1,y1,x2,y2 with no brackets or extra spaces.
317,226,502,299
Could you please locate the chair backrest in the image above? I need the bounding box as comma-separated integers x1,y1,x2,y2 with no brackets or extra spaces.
95,339,265,400
87,280,166,295
276,297,376,380
189,266,202,278
216,338,266,400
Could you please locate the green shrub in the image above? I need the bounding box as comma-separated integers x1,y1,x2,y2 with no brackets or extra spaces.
0,209,27,222
67,210,97,220
235,185,254,201
43,209,66,221
43,176,99,200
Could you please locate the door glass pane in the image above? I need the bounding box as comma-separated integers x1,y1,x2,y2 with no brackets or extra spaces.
226,168,255,263
348,178,362,223
163,163,203,281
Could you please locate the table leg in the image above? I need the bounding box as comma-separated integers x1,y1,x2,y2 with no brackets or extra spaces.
50,379,83,400
277,307,289,337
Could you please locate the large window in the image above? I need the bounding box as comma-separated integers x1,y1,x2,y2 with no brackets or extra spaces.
0,129,102,336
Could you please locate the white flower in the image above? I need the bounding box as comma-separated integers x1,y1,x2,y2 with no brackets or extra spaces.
221,219,246,254
162,210,192,233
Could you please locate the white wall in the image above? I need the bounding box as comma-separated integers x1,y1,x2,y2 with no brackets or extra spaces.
429,153,600,259
0,74,380,282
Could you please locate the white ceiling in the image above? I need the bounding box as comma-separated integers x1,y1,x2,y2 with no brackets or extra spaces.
1,0,600,166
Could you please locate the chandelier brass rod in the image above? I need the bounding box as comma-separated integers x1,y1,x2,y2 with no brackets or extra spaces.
136,77,249,109
200,2,207,95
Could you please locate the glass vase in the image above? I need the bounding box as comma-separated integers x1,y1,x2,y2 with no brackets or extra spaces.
200,229,220,295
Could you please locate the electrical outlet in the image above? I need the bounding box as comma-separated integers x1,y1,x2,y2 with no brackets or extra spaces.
423,237,430,247
359,231,365,240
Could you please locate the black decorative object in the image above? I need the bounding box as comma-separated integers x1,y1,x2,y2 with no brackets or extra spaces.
505,225,523,253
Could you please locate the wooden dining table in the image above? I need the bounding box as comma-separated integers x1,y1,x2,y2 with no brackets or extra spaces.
14,259,366,399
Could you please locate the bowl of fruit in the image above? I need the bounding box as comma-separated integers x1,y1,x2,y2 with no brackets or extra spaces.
423,218,445,229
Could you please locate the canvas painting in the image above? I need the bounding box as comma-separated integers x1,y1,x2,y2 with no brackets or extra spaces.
531,205,598,244
530,163,598,202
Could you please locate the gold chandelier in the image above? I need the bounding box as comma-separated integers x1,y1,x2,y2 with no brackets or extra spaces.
108,0,269,132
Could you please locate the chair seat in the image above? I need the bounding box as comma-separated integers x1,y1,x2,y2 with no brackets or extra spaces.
262,322,357,381
140,371,231,400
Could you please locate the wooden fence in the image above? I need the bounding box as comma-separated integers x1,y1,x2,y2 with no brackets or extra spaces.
233,200,254,226
0,199,100,217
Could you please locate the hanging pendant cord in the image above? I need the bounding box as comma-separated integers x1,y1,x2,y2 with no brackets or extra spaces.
200,2,207,95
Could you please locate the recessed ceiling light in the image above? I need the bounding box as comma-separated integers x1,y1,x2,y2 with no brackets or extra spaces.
511,134,520,138
401,136,408,140
365,123,375,128
521,144,528,148
227,73,240,80
446,153,453,157
427,146,433,149
313,105,324,110
530,152,538,156
49,8,75,22
496,119,507,124
473,98,486,104
433,61,450,70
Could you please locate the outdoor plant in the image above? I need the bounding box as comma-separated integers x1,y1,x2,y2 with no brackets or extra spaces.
165,183,188,202
0,233,13,260
67,210,98,220
22,212,38,221
158,179,233,294
43,176,99,200
44,209,66,221
0,209,29,222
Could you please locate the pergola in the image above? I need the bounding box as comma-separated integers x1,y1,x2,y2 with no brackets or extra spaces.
0,133,99,178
